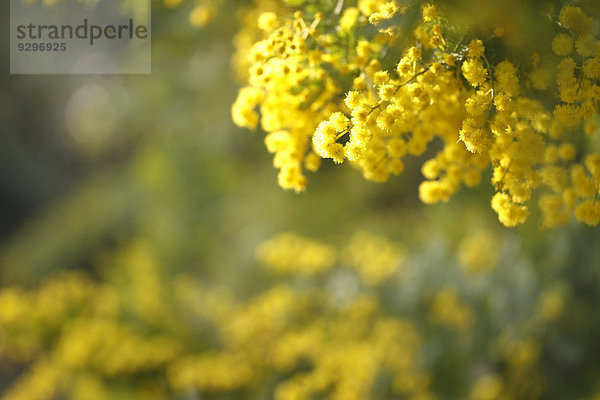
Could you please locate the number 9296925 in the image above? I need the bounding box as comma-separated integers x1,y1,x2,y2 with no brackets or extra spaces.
18,42,67,51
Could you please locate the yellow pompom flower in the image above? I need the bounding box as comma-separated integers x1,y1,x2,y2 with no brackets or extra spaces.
462,59,488,87
369,1,399,25
343,231,404,285
444,53,456,66
467,39,485,59
574,200,600,226
258,12,279,32
539,194,570,228
459,119,490,153
256,233,336,275
559,6,592,34
553,104,580,128
551,33,573,56
340,7,360,31
419,180,452,203
422,4,436,22
164,0,182,8
537,286,566,321
583,57,600,79
585,153,600,180
468,374,503,400
189,3,217,27
571,164,597,198
575,34,598,57
430,286,474,333
458,231,499,276
491,192,529,227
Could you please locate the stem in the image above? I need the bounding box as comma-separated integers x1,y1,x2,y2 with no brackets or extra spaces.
453,36,465,52
497,159,513,190
370,102,383,113
304,16,321,40
556,20,575,37
401,67,428,86
575,55,585,96
482,54,495,103
334,0,344,15
335,127,350,141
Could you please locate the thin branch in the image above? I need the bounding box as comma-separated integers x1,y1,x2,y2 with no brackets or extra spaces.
334,0,344,15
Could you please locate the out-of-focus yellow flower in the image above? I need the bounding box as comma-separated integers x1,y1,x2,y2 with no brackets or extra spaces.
430,286,475,333
342,231,404,285
256,232,336,275
469,374,504,400
422,4,436,22
164,0,183,8
537,285,566,322
189,2,217,27
458,231,499,276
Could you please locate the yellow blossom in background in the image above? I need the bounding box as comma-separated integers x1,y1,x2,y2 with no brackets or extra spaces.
342,231,404,285
189,2,217,27
422,4,436,22
537,285,566,322
469,374,504,400
430,286,475,333
256,232,336,275
458,231,499,276
0,226,591,399
257,11,279,31
163,0,183,8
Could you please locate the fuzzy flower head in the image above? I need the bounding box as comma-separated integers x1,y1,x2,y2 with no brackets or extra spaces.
559,6,593,34
467,39,485,59
462,59,488,87
422,4,436,22
491,192,529,227
552,33,573,56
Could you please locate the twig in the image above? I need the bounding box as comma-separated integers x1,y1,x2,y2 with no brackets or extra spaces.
334,0,344,16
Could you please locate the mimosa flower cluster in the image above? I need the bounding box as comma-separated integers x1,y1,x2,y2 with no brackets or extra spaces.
0,233,575,399
232,0,600,228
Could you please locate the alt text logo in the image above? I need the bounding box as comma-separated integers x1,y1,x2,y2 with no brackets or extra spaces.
10,0,151,74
